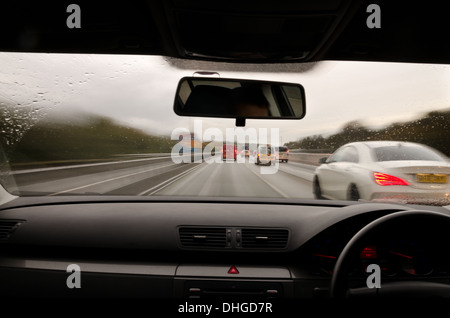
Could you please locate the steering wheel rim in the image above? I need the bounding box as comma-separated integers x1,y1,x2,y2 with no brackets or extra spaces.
330,210,450,298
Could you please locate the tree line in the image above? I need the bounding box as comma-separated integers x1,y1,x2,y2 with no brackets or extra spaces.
285,109,450,156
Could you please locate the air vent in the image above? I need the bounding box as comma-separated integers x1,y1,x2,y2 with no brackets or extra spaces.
179,227,227,248
0,220,24,240
241,228,289,249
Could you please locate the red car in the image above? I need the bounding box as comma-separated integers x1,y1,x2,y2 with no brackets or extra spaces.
222,144,237,161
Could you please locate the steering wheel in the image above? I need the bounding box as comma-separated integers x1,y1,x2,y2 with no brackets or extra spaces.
330,210,450,298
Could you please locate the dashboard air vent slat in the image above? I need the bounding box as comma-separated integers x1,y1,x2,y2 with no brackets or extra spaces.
241,228,289,249
179,227,227,248
0,220,23,240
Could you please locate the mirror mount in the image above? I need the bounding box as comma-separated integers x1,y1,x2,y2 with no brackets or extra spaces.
236,118,246,127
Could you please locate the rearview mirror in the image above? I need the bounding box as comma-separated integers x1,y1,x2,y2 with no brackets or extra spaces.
174,77,306,120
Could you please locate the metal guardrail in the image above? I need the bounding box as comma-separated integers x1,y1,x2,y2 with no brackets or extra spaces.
8,152,330,176
287,153,331,166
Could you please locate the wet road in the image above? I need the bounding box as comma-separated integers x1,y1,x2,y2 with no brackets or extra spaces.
8,156,316,199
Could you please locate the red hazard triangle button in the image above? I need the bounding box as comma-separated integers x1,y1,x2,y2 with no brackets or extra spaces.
227,265,239,274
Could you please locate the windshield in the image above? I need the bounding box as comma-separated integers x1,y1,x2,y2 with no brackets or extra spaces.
1,53,449,205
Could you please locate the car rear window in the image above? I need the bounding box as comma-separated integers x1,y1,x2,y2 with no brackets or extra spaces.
373,145,446,162
277,147,288,152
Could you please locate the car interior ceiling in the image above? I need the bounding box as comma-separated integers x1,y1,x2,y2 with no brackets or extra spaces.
0,0,449,65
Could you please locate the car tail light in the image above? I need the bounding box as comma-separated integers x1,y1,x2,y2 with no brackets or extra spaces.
373,172,410,186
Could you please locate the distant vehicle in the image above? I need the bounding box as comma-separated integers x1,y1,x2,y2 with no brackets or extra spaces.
239,145,250,158
313,141,450,204
222,144,237,161
276,146,289,163
243,145,250,157
256,145,275,165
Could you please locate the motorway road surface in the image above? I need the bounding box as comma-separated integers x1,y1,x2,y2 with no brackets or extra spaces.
153,161,314,198
7,157,316,199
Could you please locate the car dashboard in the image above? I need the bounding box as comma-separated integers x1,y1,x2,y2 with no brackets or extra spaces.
1,196,449,299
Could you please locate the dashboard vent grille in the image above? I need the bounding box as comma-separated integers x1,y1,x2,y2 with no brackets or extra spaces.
0,220,23,240
241,228,289,249
179,227,227,248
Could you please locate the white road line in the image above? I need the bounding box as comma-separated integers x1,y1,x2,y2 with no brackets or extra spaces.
12,156,174,175
139,164,205,196
278,164,315,182
48,163,177,196
246,164,289,198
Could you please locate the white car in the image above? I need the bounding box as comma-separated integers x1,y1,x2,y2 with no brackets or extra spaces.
313,141,450,204
275,146,289,163
255,145,276,165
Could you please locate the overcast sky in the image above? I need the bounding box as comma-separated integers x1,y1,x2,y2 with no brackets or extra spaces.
1,52,450,144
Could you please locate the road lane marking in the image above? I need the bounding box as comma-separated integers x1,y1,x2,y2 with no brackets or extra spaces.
12,155,174,175
46,160,314,197
246,164,289,198
277,164,315,182
48,162,177,196
139,164,205,196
